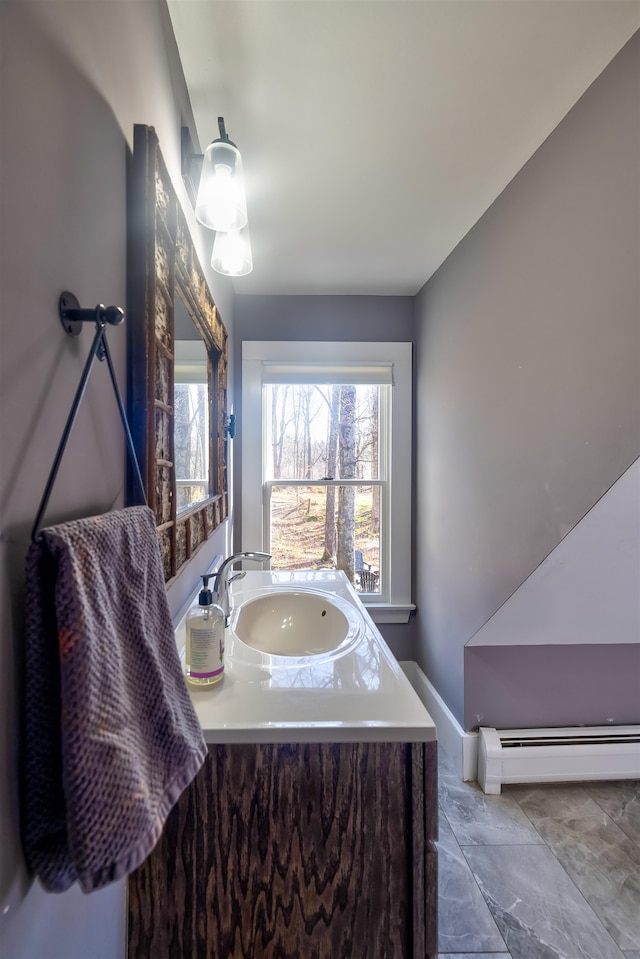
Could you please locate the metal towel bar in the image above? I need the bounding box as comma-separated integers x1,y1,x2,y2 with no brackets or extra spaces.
31,292,147,542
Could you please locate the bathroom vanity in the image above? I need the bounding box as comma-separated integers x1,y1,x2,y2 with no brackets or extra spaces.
128,571,438,959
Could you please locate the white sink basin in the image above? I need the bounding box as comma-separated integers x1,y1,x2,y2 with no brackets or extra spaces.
231,588,363,658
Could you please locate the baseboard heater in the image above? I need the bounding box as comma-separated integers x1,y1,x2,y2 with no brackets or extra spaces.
477,725,640,794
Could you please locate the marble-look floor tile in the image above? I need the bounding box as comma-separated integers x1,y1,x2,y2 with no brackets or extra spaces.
463,843,626,959
586,780,640,846
437,809,508,955
439,771,545,847
623,952,640,959
438,745,459,777
512,784,640,950
438,954,512,958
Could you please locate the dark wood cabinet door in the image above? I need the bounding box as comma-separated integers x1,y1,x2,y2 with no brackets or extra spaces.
128,741,437,959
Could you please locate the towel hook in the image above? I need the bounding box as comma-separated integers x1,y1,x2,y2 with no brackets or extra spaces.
31,292,147,542
59,291,124,360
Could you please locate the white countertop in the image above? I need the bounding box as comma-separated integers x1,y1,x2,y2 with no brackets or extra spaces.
175,570,436,745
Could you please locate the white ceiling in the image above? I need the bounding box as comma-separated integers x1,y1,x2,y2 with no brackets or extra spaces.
168,1,639,296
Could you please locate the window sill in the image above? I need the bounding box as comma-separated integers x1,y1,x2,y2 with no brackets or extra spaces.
365,604,416,625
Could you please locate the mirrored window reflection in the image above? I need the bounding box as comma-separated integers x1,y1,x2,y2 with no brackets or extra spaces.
174,338,209,513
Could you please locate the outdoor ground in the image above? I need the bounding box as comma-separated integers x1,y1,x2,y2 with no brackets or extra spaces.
270,486,379,583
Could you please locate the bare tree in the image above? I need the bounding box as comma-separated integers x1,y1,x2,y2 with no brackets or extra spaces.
302,387,313,479
321,385,340,563
174,387,190,478
175,385,207,474
336,385,356,582
271,385,290,478
174,383,207,508
371,387,379,529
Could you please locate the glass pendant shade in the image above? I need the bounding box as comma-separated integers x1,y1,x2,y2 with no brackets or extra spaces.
195,139,248,232
211,227,253,277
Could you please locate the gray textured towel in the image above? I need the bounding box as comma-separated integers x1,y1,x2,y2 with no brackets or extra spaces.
23,506,207,893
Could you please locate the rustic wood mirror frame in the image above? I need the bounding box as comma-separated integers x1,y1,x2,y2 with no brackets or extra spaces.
128,124,228,584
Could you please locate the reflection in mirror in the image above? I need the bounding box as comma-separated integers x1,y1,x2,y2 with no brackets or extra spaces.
174,297,209,513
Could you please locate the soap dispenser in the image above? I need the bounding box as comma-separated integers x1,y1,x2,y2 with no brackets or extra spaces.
185,574,226,686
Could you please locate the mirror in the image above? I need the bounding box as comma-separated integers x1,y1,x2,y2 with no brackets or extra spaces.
128,124,229,583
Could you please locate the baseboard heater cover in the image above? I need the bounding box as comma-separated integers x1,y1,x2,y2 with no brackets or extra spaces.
477,725,640,794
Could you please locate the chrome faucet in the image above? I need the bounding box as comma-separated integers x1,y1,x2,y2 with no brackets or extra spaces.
213,551,272,625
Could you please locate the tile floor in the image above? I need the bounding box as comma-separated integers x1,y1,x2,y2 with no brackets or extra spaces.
436,746,640,959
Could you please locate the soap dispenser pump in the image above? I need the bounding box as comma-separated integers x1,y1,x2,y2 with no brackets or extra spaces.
185,574,226,686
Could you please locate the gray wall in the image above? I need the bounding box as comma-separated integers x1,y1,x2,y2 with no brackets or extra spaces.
465,458,640,729
413,32,640,727
0,2,234,956
234,294,415,349
233,294,416,659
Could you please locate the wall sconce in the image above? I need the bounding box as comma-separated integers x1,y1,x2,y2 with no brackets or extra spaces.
182,120,253,275
211,226,253,277
195,117,247,232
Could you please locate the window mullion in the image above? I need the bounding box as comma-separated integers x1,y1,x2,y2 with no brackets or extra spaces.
264,479,384,487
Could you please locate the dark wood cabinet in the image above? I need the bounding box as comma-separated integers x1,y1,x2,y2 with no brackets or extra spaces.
128,741,437,958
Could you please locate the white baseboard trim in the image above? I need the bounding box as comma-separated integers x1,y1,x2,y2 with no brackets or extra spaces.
400,661,478,781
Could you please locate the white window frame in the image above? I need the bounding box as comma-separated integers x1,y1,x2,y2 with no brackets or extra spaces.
241,341,414,624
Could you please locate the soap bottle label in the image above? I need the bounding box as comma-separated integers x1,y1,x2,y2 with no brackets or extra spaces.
189,620,224,680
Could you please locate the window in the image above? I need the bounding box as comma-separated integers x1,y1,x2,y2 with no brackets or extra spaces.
241,342,413,623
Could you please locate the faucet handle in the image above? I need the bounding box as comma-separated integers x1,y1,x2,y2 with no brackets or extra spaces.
222,551,271,573
214,550,272,590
